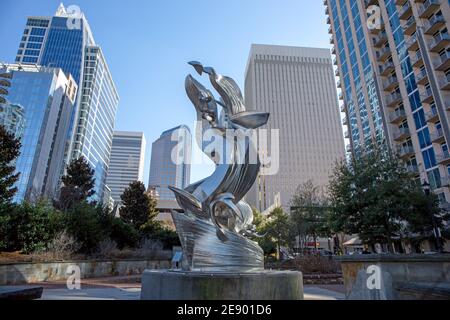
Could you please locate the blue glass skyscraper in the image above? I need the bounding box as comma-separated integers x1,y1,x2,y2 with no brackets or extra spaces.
15,4,119,202
0,63,78,202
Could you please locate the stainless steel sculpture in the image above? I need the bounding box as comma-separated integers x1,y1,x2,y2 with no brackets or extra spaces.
169,62,269,272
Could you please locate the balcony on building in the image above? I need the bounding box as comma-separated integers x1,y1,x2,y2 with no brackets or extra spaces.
333,57,338,66
328,25,333,34
325,4,329,15
383,75,399,91
439,201,450,212
434,50,450,71
335,68,340,77
337,79,342,88
402,16,416,36
373,31,388,47
420,86,434,104
394,127,411,141
330,35,334,45
346,144,352,153
380,61,395,76
410,50,424,68
439,176,450,189
327,15,331,25
429,32,450,52
406,34,419,51
418,0,441,19
416,68,429,85
436,150,450,165
424,14,445,35
377,45,391,62
344,130,350,139
342,115,348,126
398,1,412,20
339,92,344,100
389,108,407,123
406,164,420,174
425,105,439,122
386,92,403,107
439,73,450,90
340,104,346,113
332,46,336,55
365,0,378,7
431,127,446,143
397,145,415,159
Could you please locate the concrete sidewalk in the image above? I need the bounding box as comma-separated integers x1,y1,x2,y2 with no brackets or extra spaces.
34,276,345,300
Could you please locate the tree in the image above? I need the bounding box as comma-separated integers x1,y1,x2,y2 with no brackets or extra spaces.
120,181,158,230
2,200,63,253
0,125,21,206
56,157,95,210
290,180,331,252
264,207,292,259
249,207,277,257
64,202,107,253
328,144,445,251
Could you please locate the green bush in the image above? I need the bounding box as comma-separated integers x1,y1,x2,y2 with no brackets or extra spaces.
109,218,140,249
0,205,12,251
1,201,63,253
63,202,107,253
150,226,181,250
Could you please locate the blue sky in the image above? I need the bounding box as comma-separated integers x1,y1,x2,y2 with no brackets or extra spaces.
0,0,333,185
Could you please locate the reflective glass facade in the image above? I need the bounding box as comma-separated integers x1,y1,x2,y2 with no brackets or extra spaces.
148,126,191,201
16,5,119,202
0,65,77,202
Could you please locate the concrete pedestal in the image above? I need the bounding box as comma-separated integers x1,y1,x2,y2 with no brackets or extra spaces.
140,270,303,300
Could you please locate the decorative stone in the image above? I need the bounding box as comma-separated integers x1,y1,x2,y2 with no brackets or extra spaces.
140,270,303,300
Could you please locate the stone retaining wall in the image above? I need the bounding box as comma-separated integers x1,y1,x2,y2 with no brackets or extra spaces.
336,254,450,300
0,259,171,285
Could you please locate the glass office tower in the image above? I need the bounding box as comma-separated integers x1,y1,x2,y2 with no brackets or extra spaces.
325,0,450,208
148,126,192,201
15,4,119,202
0,64,77,202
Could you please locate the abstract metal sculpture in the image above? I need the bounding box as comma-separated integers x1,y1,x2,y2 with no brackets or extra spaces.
169,62,270,272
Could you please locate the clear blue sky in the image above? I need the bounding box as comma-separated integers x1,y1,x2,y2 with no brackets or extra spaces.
0,0,333,185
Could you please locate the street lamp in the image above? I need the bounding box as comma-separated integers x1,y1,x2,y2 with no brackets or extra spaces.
422,181,443,253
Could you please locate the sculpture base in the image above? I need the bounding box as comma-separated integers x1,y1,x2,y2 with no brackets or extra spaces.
140,270,303,300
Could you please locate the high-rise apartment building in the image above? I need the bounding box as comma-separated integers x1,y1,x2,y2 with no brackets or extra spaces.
105,131,146,205
15,4,119,202
325,0,450,207
244,44,346,211
148,126,191,202
0,63,77,202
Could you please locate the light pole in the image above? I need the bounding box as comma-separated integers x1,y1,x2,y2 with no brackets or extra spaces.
422,181,443,253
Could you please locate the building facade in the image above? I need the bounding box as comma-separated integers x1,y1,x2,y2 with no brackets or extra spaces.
0,63,77,202
15,4,119,202
244,44,346,211
325,0,450,207
0,102,25,139
105,131,146,205
148,125,191,202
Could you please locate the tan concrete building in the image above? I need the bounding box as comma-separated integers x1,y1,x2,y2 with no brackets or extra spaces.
325,0,450,208
244,44,346,211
